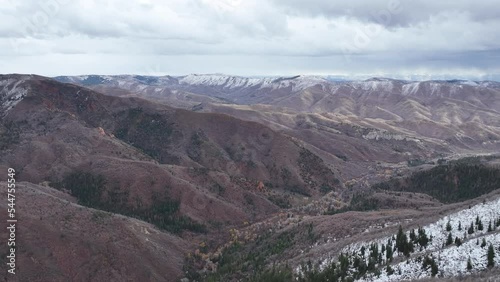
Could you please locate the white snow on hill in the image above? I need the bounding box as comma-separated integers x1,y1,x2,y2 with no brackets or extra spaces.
178,74,329,91
351,79,397,92
54,74,500,100
168,75,500,96
359,232,500,281
311,197,500,281
179,74,264,88
0,78,28,114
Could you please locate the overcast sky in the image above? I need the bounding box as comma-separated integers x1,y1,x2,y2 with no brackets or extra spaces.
1,0,499,80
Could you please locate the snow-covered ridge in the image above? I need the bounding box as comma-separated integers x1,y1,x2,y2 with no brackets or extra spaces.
350,78,398,92
56,74,332,92
0,78,28,114
307,197,500,281
53,74,500,96
178,74,329,91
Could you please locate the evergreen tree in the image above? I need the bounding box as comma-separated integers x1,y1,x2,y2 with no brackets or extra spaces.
446,221,452,231
496,218,500,227
395,225,414,257
410,229,417,242
338,253,349,278
62,172,106,207
481,238,487,248
396,225,406,253
458,221,462,231
422,256,439,277
353,256,366,276
386,264,394,275
386,244,393,262
446,233,453,246
476,215,480,225
468,222,475,234
467,257,472,271
353,256,360,268
370,243,379,259
417,228,429,248
487,220,493,232
367,257,376,272
406,241,414,257
487,244,495,268
455,237,462,247
478,220,484,231
431,262,439,277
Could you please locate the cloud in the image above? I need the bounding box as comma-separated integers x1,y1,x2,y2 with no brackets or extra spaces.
0,0,499,78
270,0,500,27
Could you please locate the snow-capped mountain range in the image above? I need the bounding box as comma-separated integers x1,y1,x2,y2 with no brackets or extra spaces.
55,74,500,93
56,74,333,93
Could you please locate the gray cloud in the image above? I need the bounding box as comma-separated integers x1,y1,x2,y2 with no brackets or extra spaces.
0,0,499,79
271,0,500,27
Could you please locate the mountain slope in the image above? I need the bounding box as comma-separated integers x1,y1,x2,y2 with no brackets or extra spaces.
304,195,500,281
55,74,500,172
0,74,347,280
0,181,190,281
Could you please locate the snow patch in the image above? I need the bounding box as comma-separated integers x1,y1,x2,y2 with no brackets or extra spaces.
363,130,421,142
305,198,500,281
0,78,28,114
